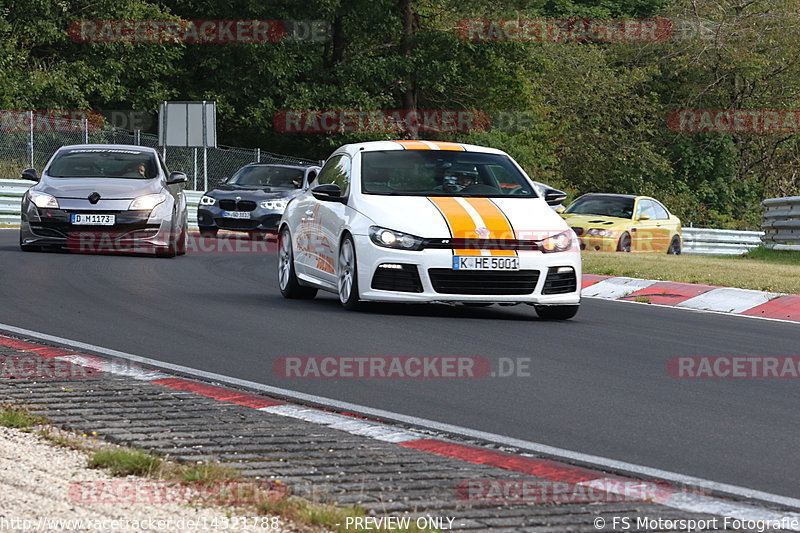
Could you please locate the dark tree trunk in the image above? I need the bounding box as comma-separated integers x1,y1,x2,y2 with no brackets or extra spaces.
399,0,419,139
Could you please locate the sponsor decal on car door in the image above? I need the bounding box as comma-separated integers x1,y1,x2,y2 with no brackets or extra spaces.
305,154,350,281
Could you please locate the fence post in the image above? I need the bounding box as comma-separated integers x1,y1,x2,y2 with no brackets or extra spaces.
203,147,208,191
83,118,89,144
256,148,260,163
193,148,198,190
28,111,34,167
134,129,141,145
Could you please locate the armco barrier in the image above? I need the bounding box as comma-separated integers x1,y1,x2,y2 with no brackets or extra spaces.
680,227,763,255
762,196,800,251
0,178,770,255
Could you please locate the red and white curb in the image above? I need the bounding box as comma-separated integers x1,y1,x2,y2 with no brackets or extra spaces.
582,275,800,322
2,329,800,530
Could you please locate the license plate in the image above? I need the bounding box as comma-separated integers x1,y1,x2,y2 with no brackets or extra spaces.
452,256,520,271
222,211,251,219
71,213,115,226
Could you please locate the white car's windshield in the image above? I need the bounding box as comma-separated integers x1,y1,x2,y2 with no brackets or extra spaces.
361,150,536,197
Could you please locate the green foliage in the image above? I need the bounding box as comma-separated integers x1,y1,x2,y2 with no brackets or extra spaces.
0,402,47,428
88,447,162,476
2,0,799,227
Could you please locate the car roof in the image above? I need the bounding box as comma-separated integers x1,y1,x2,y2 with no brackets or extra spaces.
57,144,159,154
334,140,508,156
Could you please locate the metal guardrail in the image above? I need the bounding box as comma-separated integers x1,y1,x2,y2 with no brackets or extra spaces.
762,196,800,251
681,227,763,255
0,178,774,256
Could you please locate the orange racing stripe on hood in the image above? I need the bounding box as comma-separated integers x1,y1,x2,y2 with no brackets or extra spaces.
462,198,516,257
428,197,516,256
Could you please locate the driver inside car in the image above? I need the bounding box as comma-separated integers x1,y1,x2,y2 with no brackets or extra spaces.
441,170,478,192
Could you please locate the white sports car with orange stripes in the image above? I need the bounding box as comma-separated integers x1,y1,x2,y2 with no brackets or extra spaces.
277,140,581,319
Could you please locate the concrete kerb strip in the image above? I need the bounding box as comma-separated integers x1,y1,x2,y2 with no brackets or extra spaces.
581,275,800,323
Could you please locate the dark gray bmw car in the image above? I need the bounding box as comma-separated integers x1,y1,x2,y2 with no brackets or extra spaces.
19,144,189,257
197,163,320,237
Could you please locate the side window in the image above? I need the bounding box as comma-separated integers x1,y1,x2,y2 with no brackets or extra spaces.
652,201,670,220
636,199,657,219
316,155,351,193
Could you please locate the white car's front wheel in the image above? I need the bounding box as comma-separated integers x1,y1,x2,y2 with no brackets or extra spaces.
278,228,317,299
337,235,361,310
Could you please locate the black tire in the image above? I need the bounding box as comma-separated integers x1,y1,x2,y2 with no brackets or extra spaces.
176,228,188,256
617,232,631,252
337,234,361,310
199,227,218,238
667,235,681,255
278,228,317,299
534,305,579,320
156,220,177,258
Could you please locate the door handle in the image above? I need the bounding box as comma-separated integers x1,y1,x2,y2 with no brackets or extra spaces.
302,210,315,222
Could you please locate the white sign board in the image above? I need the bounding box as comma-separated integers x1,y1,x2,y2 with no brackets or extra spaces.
158,101,216,148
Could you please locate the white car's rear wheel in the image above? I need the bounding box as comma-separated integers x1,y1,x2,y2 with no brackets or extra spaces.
338,235,360,310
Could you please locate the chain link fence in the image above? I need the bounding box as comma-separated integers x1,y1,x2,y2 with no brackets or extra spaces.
0,111,317,191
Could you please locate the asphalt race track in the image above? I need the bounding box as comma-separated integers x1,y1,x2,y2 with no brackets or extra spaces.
1,230,798,500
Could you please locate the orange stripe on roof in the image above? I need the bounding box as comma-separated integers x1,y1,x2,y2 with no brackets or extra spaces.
428,197,481,255
430,141,465,151
393,140,431,150
464,198,516,256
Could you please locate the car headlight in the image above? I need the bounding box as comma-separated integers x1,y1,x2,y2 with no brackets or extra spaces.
28,191,59,209
200,195,216,206
129,193,167,211
540,231,574,253
586,228,614,237
369,226,424,251
260,199,288,211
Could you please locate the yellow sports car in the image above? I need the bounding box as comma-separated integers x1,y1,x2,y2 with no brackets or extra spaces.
559,193,682,253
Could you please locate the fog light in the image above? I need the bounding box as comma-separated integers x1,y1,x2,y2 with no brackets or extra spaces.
378,263,403,269
557,266,573,273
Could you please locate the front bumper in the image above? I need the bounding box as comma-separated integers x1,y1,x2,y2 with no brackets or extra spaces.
20,205,172,251
198,206,283,232
577,234,618,252
352,234,581,304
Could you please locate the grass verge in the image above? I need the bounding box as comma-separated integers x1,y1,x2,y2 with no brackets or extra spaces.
582,249,800,293
0,401,47,429
88,447,164,477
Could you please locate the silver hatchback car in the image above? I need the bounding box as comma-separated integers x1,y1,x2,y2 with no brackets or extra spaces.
19,144,189,257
